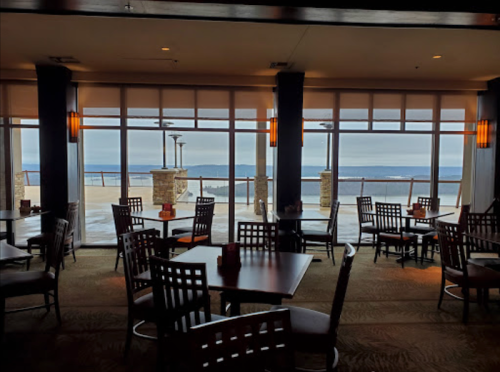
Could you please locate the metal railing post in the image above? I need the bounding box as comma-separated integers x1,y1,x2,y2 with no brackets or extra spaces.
25,170,30,186
101,171,105,187
360,177,365,196
407,178,414,207
247,177,250,205
456,180,462,208
200,176,203,198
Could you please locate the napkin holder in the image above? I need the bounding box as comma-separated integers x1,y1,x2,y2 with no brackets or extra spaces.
217,242,241,270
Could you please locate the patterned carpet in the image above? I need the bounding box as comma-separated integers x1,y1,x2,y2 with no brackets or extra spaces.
1,247,500,372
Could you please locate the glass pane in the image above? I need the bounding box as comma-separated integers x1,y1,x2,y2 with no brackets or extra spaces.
79,86,121,116
127,87,160,117
12,126,42,245
440,123,465,131
198,120,229,129
9,84,38,117
162,89,195,118
373,93,401,120
82,117,120,127
235,90,273,120
405,122,433,131
83,129,121,244
406,94,434,121
197,90,230,119
340,121,368,130
235,120,269,130
340,93,369,120
441,94,477,122
373,122,401,130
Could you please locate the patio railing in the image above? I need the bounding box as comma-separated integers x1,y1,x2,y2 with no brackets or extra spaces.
22,170,462,208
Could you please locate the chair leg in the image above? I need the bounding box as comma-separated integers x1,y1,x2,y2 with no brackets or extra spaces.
437,273,445,309
124,313,134,358
71,241,76,263
26,242,32,271
326,349,335,372
114,248,121,271
374,240,381,263
326,241,331,259
463,287,470,324
302,238,307,254
413,239,418,264
401,244,406,269
329,242,335,265
356,231,362,251
41,243,46,261
44,293,51,312
421,239,428,265
54,289,62,325
0,297,5,339
372,233,376,249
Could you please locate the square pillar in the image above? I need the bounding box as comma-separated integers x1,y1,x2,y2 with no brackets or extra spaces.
151,169,180,205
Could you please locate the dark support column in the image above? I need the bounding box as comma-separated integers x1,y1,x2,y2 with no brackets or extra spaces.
273,72,304,233
474,78,500,213
36,65,79,236
430,95,441,211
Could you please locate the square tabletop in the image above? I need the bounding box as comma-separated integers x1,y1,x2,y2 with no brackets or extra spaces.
137,246,313,298
272,210,330,222
0,210,48,221
130,209,196,223
0,241,33,264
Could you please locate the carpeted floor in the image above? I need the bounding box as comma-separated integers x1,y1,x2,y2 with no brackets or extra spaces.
1,247,500,372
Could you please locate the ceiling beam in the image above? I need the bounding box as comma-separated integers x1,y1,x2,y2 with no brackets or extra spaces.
1,0,499,29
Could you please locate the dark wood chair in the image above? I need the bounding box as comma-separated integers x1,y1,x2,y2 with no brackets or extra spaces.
172,197,215,236
169,202,215,253
119,196,145,230
466,212,500,268
26,200,79,270
0,232,6,241
184,309,294,372
374,202,418,268
1,218,68,337
300,200,340,265
120,228,170,357
220,222,280,316
112,204,134,271
407,196,440,234
149,255,226,369
356,196,378,251
271,243,356,372
436,220,500,323
421,204,470,264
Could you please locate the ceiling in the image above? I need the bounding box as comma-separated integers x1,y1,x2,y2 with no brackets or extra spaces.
1,12,500,81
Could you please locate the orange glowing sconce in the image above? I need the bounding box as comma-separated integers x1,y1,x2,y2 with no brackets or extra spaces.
68,111,80,143
477,119,490,149
270,117,277,147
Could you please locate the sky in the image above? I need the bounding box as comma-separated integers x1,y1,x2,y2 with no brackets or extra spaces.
18,119,466,168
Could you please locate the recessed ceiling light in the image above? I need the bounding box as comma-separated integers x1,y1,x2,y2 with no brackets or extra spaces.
161,47,170,51
433,55,442,59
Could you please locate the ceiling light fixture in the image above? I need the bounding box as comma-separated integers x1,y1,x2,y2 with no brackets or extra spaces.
161,47,170,51
432,55,442,59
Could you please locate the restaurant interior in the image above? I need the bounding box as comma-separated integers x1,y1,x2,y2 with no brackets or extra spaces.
1,2,500,372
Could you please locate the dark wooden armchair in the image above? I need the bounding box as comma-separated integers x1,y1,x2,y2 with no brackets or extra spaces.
185,309,294,372
112,204,134,271
220,222,280,316
169,202,215,252
271,243,356,372
27,200,79,270
119,196,145,229
407,196,440,234
172,197,215,236
301,200,340,265
374,202,418,268
356,196,378,251
436,220,500,323
1,218,68,337
466,212,499,269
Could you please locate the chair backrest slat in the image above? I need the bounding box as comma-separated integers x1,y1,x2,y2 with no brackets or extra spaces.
375,202,402,235
437,221,468,276
112,204,134,244
329,243,355,343
186,310,294,372
119,197,144,227
356,196,374,224
196,196,215,205
415,196,440,226
237,222,279,251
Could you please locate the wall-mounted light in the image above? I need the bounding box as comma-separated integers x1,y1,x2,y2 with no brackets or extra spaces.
477,119,490,149
270,117,277,147
68,111,80,143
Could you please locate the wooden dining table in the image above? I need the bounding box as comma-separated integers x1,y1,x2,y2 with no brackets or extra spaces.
0,210,49,245
135,246,313,316
130,209,196,238
0,241,33,265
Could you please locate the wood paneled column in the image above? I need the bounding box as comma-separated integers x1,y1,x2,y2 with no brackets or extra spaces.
473,78,500,212
36,65,79,236
273,72,304,217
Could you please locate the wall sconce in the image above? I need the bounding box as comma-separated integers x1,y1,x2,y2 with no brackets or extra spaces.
270,117,277,147
68,111,80,143
477,119,490,149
